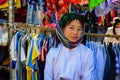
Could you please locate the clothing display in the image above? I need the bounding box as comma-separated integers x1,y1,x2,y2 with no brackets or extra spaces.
8,24,120,80
0,0,120,80
10,29,54,80
86,41,120,80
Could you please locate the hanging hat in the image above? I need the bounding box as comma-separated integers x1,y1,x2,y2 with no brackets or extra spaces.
111,17,120,24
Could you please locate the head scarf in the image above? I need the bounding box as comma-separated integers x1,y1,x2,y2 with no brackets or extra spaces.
54,13,85,49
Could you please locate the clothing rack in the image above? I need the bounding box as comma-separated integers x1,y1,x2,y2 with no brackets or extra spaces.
14,22,55,34
1,22,120,39
13,22,120,38
84,33,120,38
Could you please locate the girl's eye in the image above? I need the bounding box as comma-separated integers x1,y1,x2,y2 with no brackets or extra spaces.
78,28,82,31
69,27,74,29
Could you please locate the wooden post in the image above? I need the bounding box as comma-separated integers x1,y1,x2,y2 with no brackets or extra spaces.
8,0,14,80
8,0,14,42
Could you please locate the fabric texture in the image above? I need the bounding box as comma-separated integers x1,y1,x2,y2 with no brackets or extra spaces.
44,43,94,80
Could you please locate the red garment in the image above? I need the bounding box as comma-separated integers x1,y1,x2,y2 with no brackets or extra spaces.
51,0,57,4
0,0,7,4
58,0,64,7
55,12,61,22
111,10,115,21
105,14,110,27
43,12,50,25
46,0,52,10
97,16,102,26
51,0,57,12
58,0,68,14
68,0,81,5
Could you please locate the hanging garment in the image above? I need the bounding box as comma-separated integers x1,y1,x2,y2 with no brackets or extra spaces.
14,0,21,8
113,44,120,75
0,1,8,9
68,0,80,5
106,43,116,80
103,43,111,80
10,30,23,62
110,0,120,13
105,14,111,27
39,38,49,62
26,33,39,80
0,25,8,46
51,0,57,12
46,0,52,10
86,41,107,80
0,0,21,9
10,30,23,80
0,0,7,4
58,0,68,14
26,3,40,25
20,33,32,80
95,2,111,17
16,34,25,80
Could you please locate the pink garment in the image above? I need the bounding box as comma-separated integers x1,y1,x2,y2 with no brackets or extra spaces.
111,0,118,3
0,0,7,4
39,38,49,61
45,23,56,28
111,1,120,13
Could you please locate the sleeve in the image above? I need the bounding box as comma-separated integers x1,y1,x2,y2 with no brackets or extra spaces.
44,48,54,80
82,50,94,80
10,35,17,61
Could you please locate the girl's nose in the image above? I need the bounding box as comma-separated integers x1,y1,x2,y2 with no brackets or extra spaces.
73,29,78,34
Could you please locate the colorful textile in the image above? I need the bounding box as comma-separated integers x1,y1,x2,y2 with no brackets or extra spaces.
0,0,7,4
110,1,120,13
55,23,84,49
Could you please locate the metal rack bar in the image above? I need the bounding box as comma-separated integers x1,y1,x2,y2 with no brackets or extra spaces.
85,33,120,38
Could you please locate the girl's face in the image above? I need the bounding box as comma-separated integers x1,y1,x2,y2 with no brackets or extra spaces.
116,22,120,28
63,20,83,42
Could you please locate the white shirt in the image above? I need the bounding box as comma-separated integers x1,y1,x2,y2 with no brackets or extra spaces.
44,43,94,80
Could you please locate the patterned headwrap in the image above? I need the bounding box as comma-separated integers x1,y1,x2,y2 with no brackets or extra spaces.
54,13,85,49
